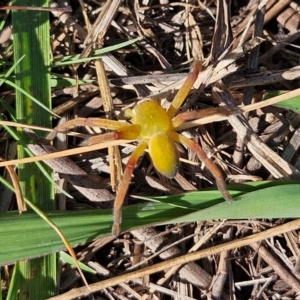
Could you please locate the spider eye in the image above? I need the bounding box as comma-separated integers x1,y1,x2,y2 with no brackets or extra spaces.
149,133,179,178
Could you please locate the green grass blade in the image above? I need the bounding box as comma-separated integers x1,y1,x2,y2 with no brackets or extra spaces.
167,183,300,224
9,1,57,298
1,182,300,266
58,252,96,274
1,78,58,117
7,256,57,300
52,37,140,66
0,55,25,87
263,90,300,113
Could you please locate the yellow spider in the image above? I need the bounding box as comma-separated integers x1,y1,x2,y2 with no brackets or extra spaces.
47,61,232,236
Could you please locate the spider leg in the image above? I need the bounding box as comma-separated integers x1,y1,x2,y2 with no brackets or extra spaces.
46,118,135,140
172,107,236,128
170,131,232,202
112,141,148,236
167,61,201,119
81,125,140,145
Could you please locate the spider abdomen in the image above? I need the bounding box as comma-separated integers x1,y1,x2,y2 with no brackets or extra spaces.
148,133,179,178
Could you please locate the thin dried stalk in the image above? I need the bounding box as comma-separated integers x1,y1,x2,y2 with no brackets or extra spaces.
47,219,300,300
212,81,300,180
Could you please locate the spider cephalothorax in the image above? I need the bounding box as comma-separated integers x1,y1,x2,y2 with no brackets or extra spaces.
48,61,232,236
